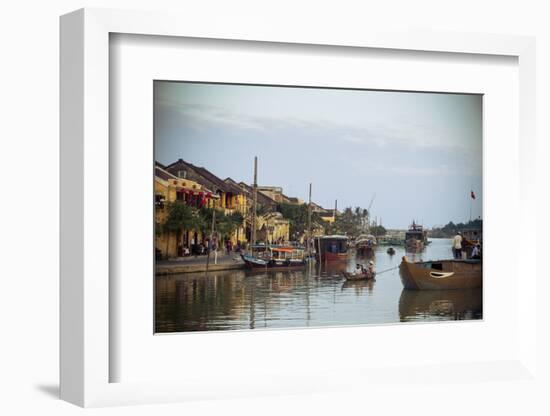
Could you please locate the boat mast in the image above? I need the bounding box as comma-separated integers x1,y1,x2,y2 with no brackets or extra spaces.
307,182,312,256
251,156,258,245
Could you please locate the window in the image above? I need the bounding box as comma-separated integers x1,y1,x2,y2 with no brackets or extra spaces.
177,170,187,179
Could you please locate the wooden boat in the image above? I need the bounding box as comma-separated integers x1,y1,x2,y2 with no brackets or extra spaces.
405,221,429,250
314,235,349,262
241,244,306,270
342,271,376,281
355,234,377,256
399,256,481,290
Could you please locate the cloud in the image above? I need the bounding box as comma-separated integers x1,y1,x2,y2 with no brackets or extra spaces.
348,158,463,177
156,96,481,155
156,99,267,132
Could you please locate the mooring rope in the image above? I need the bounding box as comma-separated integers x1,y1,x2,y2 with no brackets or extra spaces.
374,265,400,275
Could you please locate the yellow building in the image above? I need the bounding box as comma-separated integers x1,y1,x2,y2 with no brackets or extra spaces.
319,213,336,224
164,160,254,248
155,166,217,258
256,212,290,244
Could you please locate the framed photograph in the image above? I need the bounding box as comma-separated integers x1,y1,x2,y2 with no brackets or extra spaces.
153,80,484,334
60,8,538,407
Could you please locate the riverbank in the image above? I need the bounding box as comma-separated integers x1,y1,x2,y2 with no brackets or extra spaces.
156,253,245,275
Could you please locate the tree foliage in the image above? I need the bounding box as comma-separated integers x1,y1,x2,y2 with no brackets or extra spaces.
370,225,387,236
277,203,323,238
429,219,483,238
326,206,370,237
163,202,202,235
161,202,245,242
198,207,244,241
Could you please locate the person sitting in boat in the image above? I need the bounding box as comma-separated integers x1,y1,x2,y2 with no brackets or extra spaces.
471,244,481,259
367,260,375,278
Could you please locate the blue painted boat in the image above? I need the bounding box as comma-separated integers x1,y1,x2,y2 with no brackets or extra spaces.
241,244,306,270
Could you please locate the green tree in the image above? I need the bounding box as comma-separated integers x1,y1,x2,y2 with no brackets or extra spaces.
429,219,483,238
277,203,323,239
198,208,245,243
370,225,387,236
328,206,371,237
162,202,201,257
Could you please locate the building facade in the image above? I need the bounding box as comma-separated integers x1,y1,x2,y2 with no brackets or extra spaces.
155,165,217,258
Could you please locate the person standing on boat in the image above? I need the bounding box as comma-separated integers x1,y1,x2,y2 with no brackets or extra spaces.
460,235,468,260
452,231,463,259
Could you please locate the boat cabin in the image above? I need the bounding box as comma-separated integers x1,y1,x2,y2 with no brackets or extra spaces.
315,235,349,262
249,244,305,261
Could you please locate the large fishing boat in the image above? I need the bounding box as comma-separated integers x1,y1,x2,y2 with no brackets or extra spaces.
241,244,307,270
354,234,377,256
314,235,349,262
404,221,429,250
399,256,482,290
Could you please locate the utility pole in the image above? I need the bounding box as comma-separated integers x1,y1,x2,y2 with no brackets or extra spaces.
251,156,258,245
334,199,337,222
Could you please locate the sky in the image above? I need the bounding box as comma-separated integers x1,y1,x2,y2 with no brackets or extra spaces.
154,81,482,229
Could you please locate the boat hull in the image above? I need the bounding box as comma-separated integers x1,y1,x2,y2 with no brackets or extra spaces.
356,246,374,256
399,256,481,290
405,238,424,251
241,254,306,270
319,252,348,262
342,271,376,281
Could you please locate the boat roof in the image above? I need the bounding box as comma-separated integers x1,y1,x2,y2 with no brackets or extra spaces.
316,235,348,240
250,244,305,250
356,234,376,240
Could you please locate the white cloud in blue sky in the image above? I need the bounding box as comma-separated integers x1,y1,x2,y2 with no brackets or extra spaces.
154,81,482,229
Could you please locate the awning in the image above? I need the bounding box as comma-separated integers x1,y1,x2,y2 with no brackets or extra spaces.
271,247,294,253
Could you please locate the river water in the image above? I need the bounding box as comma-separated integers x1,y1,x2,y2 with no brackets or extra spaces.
155,238,482,333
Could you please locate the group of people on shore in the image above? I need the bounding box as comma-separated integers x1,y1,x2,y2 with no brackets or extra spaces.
178,238,245,257
452,231,481,260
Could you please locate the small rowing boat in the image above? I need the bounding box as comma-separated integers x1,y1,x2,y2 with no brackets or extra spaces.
399,256,481,290
342,270,376,281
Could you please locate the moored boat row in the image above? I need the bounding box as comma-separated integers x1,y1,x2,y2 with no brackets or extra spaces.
242,227,482,292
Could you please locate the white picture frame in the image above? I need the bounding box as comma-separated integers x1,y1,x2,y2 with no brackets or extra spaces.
60,8,537,408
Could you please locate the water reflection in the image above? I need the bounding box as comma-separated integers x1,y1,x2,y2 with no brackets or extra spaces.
398,288,482,322
155,238,482,332
341,279,375,295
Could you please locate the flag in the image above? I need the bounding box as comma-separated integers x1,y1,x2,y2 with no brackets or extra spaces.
470,190,476,200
